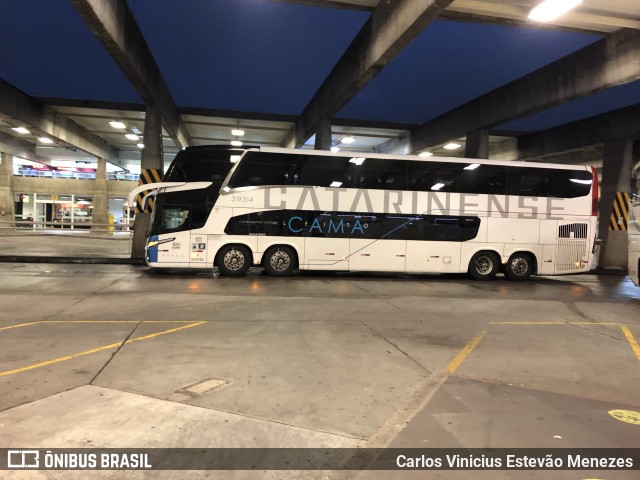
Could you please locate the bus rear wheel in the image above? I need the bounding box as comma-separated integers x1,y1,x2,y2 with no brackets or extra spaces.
468,251,500,280
263,245,297,277
216,245,252,277
504,252,535,281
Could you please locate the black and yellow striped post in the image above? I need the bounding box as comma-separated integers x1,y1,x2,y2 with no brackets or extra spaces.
135,169,163,213
609,191,631,231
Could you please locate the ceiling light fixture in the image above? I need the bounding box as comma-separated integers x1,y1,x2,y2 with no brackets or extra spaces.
38,137,54,144
528,0,582,22
109,121,126,129
340,136,355,144
137,143,144,149
330,146,340,153
231,129,245,137
125,133,139,141
330,181,343,188
431,183,445,191
443,143,461,150
349,157,366,165
464,163,480,170
419,151,433,158
231,140,243,147
12,127,30,134
230,155,241,163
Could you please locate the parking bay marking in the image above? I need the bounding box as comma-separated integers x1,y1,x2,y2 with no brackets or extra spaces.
491,321,640,364
0,321,206,377
0,320,205,332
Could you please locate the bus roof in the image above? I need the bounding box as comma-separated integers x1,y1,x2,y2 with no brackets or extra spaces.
254,146,590,171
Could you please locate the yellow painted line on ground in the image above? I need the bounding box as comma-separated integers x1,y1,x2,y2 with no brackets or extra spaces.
42,320,202,324
621,325,640,363
446,331,486,374
126,322,206,343
0,320,206,331
0,321,41,331
0,321,206,378
490,321,621,325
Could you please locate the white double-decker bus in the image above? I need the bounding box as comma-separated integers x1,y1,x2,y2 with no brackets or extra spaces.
130,146,598,281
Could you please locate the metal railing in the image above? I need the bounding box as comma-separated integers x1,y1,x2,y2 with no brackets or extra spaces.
12,170,139,181
0,219,133,236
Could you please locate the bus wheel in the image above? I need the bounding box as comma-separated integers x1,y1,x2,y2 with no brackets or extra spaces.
216,245,252,277
263,245,297,277
505,252,535,281
468,251,500,280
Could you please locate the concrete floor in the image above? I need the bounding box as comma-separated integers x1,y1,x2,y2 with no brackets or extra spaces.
0,263,639,479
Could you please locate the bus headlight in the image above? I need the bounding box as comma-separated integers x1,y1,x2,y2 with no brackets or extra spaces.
147,237,175,249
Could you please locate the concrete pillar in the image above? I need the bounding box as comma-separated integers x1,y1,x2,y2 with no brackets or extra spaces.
132,104,164,260
92,157,109,232
314,118,332,151
0,151,14,225
598,139,633,269
465,129,489,159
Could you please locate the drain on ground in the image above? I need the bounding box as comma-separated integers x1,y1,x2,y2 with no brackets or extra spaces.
179,378,232,395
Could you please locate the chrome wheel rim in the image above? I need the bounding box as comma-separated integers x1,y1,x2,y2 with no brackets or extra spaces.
510,257,529,276
223,249,245,271
270,250,291,272
475,256,493,275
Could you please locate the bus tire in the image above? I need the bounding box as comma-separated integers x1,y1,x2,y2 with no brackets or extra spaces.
468,251,500,280
504,252,535,281
216,245,252,277
263,245,297,277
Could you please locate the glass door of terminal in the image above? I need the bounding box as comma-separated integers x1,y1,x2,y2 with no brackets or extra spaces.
33,194,93,229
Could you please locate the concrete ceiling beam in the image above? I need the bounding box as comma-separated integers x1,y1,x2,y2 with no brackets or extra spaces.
518,103,640,160
283,0,454,149
71,0,193,149
0,132,50,164
0,78,118,161
411,28,640,153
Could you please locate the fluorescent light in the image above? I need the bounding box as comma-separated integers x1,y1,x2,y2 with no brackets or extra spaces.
231,129,245,137
443,143,461,150
570,178,592,184
231,140,243,147
419,151,433,158
38,137,54,144
349,157,366,165
431,183,445,191
109,121,126,129
330,147,340,152
330,181,343,188
340,136,355,144
464,163,480,170
137,143,144,149
230,155,241,163
12,127,30,134
528,0,582,22
125,133,139,141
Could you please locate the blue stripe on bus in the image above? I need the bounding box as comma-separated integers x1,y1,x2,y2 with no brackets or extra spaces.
147,235,159,264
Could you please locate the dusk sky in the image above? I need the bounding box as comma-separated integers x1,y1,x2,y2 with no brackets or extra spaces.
2,0,639,132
